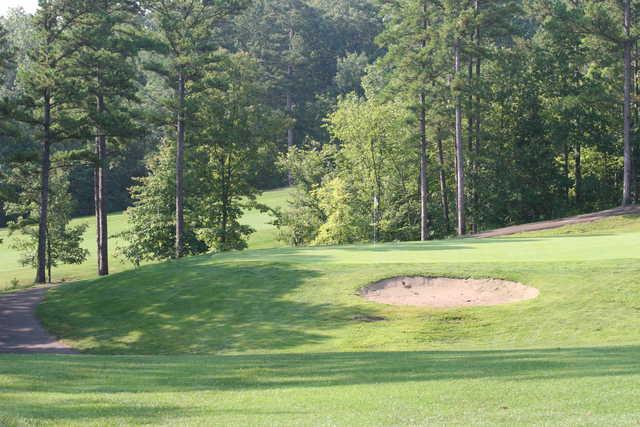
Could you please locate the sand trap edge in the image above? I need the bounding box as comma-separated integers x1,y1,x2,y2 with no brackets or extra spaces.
361,276,539,308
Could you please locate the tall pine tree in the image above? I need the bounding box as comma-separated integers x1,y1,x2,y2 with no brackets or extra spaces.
145,0,247,258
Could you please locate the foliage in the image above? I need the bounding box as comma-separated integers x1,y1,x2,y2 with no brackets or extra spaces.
6,167,88,282
190,52,285,252
277,96,418,245
116,142,207,266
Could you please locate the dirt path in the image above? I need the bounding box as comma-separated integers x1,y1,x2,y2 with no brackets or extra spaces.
0,287,77,354
473,205,640,238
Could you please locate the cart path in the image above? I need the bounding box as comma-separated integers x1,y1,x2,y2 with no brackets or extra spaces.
473,205,640,238
0,287,77,354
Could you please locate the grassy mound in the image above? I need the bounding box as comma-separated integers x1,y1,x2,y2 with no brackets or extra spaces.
39,215,640,354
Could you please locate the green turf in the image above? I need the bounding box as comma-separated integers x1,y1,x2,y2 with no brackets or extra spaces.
0,188,289,291
1,212,640,425
1,347,639,426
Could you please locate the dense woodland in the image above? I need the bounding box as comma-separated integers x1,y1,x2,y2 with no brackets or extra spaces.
0,0,638,283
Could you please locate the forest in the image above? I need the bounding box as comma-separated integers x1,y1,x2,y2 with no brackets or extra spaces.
0,0,638,283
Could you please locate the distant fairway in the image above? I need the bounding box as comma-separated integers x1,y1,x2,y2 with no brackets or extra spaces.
0,188,290,291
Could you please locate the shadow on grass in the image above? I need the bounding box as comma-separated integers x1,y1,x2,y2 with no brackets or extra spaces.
1,345,639,395
39,256,378,354
225,242,471,260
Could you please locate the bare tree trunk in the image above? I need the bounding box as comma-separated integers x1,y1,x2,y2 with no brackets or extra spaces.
623,0,633,206
36,88,51,284
419,92,429,241
473,0,481,233
95,94,108,275
286,28,294,186
419,0,429,241
175,69,186,258
563,142,570,204
47,229,52,284
574,140,582,207
454,42,466,235
436,132,450,232
219,155,228,249
467,57,475,233
635,40,640,202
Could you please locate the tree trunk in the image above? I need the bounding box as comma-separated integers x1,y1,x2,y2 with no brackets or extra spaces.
95,94,108,275
467,57,475,233
436,132,450,233
574,140,582,207
635,40,640,202
419,92,429,241
175,69,186,258
473,0,481,233
219,154,229,249
563,142,570,204
46,227,52,284
623,0,633,206
454,42,466,235
419,1,429,241
286,28,294,186
36,88,51,284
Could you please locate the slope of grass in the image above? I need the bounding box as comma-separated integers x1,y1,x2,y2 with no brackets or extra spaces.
38,226,640,354
1,210,640,425
513,213,640,237
0,188,289,291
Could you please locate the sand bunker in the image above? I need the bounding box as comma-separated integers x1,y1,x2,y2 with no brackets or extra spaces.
361,276,539,308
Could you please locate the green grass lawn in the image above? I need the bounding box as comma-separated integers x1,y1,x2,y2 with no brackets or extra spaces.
1,213,640,425
0,188,289,291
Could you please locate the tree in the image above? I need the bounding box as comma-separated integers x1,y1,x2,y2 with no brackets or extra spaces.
190,52,284,252
543,0,640,205
119,51,283,263
375,0,445,241
0,20,17,232
145,0,247,258
16,0,89,283
64,0,144,276
117,141,207,265
278,95,417,246
6,165,88,283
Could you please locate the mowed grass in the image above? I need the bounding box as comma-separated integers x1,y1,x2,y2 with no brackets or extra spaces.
0,188,289,291
1,213,640,425
1,347,639,426
0,212,130,292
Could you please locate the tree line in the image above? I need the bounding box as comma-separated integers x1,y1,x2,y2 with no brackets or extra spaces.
0,0,380,282
278,0,640,246
0,0,638,281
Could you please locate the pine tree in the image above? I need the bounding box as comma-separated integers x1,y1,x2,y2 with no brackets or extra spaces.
546,0,640,205
18,0,89,283
375,0,446,240
145,0,247,258
64,0,144,276
232,0,333,167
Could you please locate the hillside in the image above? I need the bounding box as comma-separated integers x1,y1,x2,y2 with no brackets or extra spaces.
39,212,640,354
475,205,640,238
